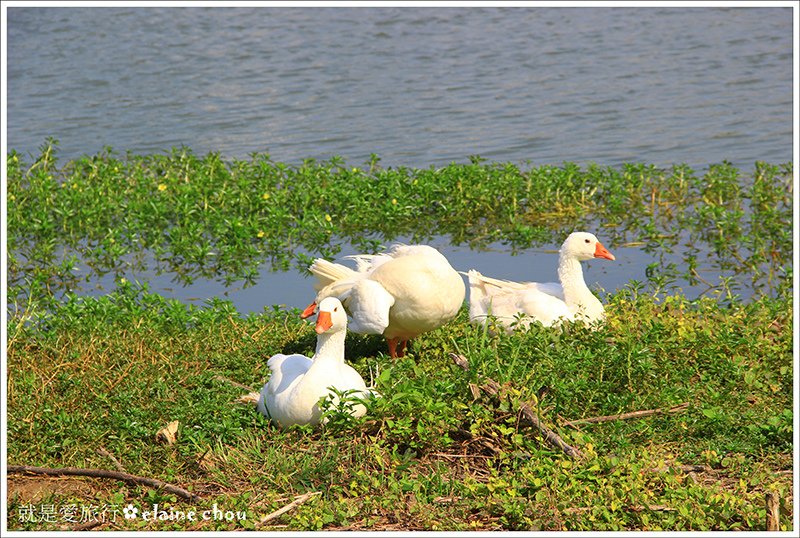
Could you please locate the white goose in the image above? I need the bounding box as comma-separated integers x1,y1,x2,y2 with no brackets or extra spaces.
467,232,615,332
301,244,466,358
257,297,371,428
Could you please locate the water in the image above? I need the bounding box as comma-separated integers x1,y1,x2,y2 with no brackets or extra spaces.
61,234,738,315
7,7,792,169
6,6,794,312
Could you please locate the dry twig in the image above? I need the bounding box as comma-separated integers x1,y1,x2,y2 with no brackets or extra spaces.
518,401,584,459
97,446,126,473
448,352,583,458
480,378,583,459
563,402,690,428
7,465,201,503
256,491,321,528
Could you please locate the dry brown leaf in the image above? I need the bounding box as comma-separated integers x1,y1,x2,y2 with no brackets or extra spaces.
235,392,261,405
156,420,179,445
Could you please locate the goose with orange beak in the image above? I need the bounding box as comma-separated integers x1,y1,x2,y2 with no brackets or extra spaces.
301,244,465,359
467,232,616,332
257,297,372,428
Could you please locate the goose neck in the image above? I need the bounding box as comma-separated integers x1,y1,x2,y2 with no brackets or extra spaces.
314,329,346,363
557,255,591,304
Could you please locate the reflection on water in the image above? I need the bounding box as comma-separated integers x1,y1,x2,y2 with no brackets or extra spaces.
9,225,786,317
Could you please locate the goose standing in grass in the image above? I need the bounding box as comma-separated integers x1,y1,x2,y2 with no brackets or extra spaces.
467,232,615,332
257,297,371,428
302,244,466,358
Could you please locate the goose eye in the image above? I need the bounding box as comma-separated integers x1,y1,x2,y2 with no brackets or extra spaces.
584,239,590,243
334,307,338,312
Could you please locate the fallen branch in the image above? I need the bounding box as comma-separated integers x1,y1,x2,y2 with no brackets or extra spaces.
448,353,583,459
479,378,583,459
690,267,716,290
563,402,690,428
433,496,462,505
7,465,201,503
518,401,584,459
256,491,321,528
97,446,126,473
431,452,493,460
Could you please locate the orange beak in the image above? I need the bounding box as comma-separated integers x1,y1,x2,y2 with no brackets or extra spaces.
300,302,317,319
315,310,333,334
594,241,615,261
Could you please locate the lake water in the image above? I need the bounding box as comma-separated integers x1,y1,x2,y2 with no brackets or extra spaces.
6,6,794,312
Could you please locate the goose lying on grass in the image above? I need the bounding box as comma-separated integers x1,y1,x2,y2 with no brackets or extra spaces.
302,244,465,358
257,297,373,428
467,232,615,332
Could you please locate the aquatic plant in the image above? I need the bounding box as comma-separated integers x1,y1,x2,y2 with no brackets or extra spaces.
6,140,792,314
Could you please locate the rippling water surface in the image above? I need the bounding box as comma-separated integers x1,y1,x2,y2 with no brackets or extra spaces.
6,6,794,311
8,7,792,168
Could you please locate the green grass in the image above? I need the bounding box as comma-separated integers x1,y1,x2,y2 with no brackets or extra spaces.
5,284,793,531
4,143,795,531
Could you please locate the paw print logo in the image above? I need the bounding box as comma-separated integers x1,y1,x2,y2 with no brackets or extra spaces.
123,504,139,519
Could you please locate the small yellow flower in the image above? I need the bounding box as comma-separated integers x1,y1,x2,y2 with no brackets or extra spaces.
391,199,397,205
120,277,127,284
324,214,332,222
9,194,16,201
257,231,265,238
262,193,270,200
158,183,167,191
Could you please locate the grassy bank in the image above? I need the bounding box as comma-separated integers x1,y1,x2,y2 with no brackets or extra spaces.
4,145,795,531
5,284,793,531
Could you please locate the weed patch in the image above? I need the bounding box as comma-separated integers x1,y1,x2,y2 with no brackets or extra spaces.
5,285,793,531
5,144,794,530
